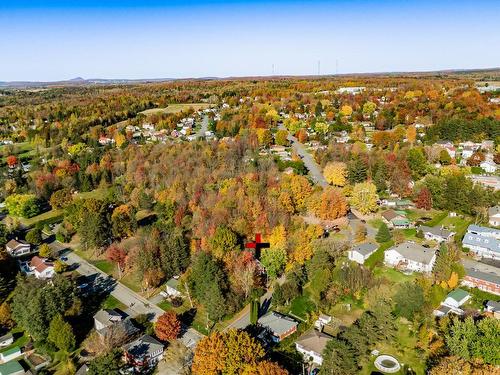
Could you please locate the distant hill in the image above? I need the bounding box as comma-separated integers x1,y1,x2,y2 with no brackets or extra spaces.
1,68,499,88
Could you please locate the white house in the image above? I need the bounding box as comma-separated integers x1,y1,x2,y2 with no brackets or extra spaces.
28,256,55,279
462,225,500,260
295,329,332,366
433,289,470,317
0,346,21,362
5,239,31,257
443,289,470,308
489,206,500,227
93,309,125,332
420,226,455,243
480,160,497,173
384,242,436,273
0,334,13,348
348,243,378,264
161,278,182,298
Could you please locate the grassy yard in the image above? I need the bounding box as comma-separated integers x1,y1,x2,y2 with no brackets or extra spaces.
119,271,142,293
462,286,499,309
373,267,417,284
140,103,210,115
359,319,426,375
288,293,316,321
92,259,114,274
365,241,393,269
0,327,29,353
101,294,127,311
18,209,63,228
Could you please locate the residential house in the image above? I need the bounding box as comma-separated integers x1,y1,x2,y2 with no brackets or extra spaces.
462,225,500,260
258,312,298,342
489,206,500,227
381,210,411,229
314,314,332,330
5,240,31,257
0,361,25,375
485,301,500,318
469,175,500,191
295,329,332,366
124,334,164,369
480,160,497,173
461,259,500,296
161,278,182,298
98,136,115,145
420,226,455,243
348,243,378,264
93,309,139,339
443,289,471,308
0,335,13,348
432,288,471,316
29,256,55,279
0,347,21,363
384,242,436,273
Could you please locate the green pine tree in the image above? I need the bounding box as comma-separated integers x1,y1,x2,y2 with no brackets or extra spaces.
375,223,391,243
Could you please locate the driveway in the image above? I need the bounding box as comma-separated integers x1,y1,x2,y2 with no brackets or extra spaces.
278,124,328,187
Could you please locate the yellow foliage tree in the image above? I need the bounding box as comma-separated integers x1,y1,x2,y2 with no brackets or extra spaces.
350,182,379,214
309,188,348,220
323,162,347,187
269,225,287,251
406,125,417,145
340,105,353,117
447,272,459,289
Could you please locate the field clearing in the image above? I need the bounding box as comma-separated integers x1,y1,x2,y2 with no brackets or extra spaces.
140,103,211,115
19,209,63,228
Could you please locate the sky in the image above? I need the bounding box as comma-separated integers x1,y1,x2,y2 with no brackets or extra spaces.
1,0,499,81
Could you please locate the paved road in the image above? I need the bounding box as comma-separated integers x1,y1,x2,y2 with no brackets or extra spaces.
65,251,165,319
278,124,328,187
195,115,209,139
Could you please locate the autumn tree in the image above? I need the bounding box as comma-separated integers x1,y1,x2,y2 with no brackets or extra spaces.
406,125,417,145
466,151,485,167
38,243,52,258
210,225,239,259
192,330,267,375
111,204,137,239
6,155,18,168
155,311,181,341
362,101,376,117
323,162,347,187
309,188,348,220
50,188,74,209
340,105,353,117
105,244,127,279
274,130,289,146
415,187,432,210
350,182,378,214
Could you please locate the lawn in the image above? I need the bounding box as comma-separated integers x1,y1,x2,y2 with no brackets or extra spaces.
373,267,417,284
365,241,393,269
119,271,142,293
462,286,499,309
359,319,426,375
368,218,384,230
92,259,114,274
288,293,316,321
434,215,471,241
140,103,210,115
101,294,127,311
18,209,63,228
0,327,29,353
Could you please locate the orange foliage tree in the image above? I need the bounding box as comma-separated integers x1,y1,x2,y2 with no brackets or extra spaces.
154,311,181,341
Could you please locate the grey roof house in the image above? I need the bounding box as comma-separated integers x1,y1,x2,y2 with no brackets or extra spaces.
258,312,298,342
